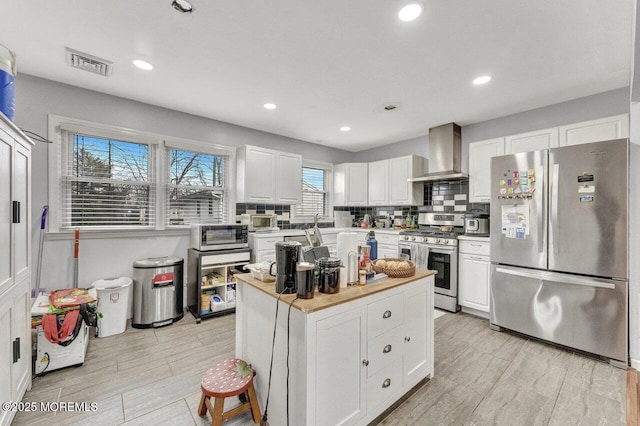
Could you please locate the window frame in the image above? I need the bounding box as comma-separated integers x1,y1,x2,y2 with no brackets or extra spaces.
290,159,333,223
47,115,236,235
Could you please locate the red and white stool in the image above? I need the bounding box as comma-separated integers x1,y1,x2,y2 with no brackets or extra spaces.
198,358,261,425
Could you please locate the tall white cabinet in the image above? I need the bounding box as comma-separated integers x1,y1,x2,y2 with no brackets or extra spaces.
468,138,504,202
0,114,33,426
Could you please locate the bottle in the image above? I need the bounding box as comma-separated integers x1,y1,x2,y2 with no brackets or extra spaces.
366,231,378,261
360,251,372,273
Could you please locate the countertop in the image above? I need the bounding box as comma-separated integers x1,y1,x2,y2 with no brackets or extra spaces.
458,235,490,242
236,269,435,313
248,227,405,238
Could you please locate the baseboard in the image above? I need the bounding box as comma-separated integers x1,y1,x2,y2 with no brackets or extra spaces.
631,358,640,370
460,306,489,320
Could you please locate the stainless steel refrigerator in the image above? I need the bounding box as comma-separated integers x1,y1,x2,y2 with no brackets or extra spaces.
490,138,628,366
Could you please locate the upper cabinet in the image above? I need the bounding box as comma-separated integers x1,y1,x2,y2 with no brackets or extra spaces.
468,138,504,203
388,155,424,206
559,114,629,146
236,145,302,204
367,160,389,205
334,163,368,206
505,127,558,154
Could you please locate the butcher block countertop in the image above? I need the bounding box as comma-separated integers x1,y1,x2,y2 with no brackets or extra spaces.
235,269,436,314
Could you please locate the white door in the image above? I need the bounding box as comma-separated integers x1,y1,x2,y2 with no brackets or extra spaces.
0,296,12,426
403,285,428,384
244,146,277,202
458,254,490,312
559,114,629,146
469,138,505,202
11,281,30,399
505,127,558,154
368,160,389,205
0,134,12,294
315,308,367,425
13,143,30,283
276,153,302,203
347,163,368,205
389,156,411,205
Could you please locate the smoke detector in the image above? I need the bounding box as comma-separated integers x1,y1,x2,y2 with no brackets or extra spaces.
378,102,402,112
65,48,113,77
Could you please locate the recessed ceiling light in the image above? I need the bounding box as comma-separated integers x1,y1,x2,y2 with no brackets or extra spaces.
473,75,492,85
398,2,423,22
263,103,277,110
133,60,153,71
340,126,351,132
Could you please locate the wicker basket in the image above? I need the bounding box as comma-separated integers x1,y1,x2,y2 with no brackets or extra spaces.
372,258,416,278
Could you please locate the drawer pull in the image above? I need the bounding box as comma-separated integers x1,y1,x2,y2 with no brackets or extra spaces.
382,378,391,388
382,310,392,319
405,336,411,342
383,344,392,353
362,359,369,367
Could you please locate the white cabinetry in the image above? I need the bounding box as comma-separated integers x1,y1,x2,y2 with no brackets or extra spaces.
236,274,434,426
236,145,302,204
458,239,490,317
559,114,629,146
334,163,368,206
468,138,504,202
248,234,283,263
373,231,400,259
389,155,424,206
0,114,33,426
368,160,389,205
505,127,558,154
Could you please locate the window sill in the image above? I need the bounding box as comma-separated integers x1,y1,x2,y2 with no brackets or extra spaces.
45,228,190,241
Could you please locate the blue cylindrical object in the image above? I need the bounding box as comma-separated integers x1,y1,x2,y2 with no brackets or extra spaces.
366,231,378,261
0,44,16,121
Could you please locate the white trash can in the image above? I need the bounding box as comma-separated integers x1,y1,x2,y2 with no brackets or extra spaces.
92,277,132,337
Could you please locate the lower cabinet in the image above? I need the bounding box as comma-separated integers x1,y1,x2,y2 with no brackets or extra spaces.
458,240,491,315
236,274,434,426
0,278,31,426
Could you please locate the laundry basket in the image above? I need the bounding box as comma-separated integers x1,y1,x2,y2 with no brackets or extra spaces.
92,277,132,337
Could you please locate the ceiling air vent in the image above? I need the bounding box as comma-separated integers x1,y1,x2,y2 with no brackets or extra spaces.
65,48,113,76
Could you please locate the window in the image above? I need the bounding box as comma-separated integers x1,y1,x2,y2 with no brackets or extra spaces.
48,115,234,232
62,135,155,228
165,147,230,226
292,162,332,219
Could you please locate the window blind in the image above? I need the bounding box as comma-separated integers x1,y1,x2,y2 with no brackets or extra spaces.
165,148,230,226
59,133,155,228
293,167,327,217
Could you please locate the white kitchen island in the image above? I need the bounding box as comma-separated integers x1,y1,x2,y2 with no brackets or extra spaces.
235,270,435,426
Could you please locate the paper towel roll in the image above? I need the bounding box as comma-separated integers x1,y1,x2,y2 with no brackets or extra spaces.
337,232,359,287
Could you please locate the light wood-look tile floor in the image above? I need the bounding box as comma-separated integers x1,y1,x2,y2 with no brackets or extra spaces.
13,311,625,425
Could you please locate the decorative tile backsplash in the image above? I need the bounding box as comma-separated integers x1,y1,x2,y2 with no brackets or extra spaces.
235,203,333,229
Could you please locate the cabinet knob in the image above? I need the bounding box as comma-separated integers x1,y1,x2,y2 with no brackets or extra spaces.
382,378,391,388
382,310,392,319
405,336,411,342
362,359,369,367
383,344,392,353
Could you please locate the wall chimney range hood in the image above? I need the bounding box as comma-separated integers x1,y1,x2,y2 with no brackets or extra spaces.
408,123,469,182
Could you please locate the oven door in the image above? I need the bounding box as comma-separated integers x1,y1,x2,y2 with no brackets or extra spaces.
427,246,457,297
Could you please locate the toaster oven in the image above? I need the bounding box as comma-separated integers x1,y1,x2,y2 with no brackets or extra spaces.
190,224,249,251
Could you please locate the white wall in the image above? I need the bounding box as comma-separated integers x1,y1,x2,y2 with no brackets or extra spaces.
14,74,355,294
629,102,640,367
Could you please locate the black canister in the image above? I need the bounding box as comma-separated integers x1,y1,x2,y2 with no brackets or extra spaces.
296,262,316,299
316,257,342,294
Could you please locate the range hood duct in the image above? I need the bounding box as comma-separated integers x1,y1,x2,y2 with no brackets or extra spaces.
408,122,468,182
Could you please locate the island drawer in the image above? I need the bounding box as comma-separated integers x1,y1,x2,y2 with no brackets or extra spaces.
367,293,404,338
367,326,403,377
367,362,402,411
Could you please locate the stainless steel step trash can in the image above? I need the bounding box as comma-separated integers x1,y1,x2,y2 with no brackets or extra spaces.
132,256,184,328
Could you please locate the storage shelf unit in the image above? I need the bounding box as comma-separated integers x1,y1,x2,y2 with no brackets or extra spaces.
187,248,251,322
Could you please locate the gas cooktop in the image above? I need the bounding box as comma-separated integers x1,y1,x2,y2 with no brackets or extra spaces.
399,227,464,239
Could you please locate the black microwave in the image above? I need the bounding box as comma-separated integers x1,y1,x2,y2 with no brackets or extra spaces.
190,224,249,251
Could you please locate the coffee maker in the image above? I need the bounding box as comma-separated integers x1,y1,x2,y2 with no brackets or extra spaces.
273,241,302,293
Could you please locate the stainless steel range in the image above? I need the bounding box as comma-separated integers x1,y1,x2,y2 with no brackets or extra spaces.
398,213,464,312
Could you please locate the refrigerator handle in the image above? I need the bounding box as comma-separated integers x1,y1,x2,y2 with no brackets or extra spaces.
495,267,616,289
536,165,544,253
551,164,560,254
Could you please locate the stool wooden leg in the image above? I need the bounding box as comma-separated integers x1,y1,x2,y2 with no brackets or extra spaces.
211,397,225,426
197,392,208,416
247,383,262,423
